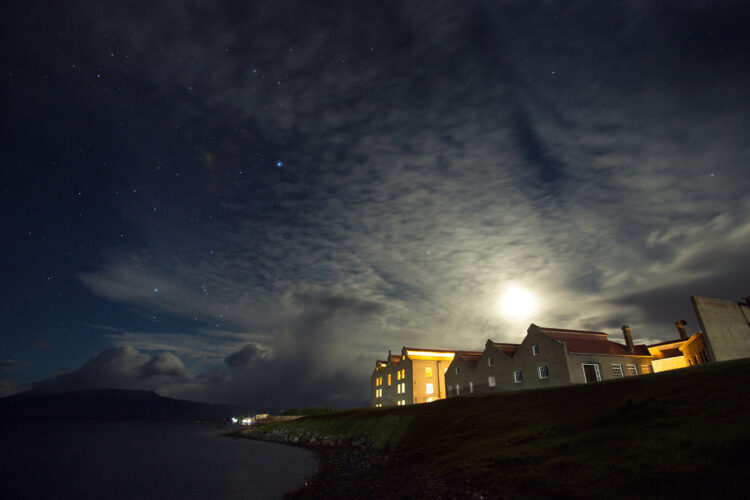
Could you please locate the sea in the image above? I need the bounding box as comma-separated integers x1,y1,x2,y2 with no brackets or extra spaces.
0,420,317,500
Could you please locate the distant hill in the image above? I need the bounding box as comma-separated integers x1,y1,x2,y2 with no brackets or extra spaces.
0,389,248,421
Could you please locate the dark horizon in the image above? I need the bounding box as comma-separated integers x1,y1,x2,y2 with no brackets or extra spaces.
3,1,749,409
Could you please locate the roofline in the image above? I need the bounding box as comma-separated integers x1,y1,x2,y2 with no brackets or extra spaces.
566,351,652,358
538,326,608,336
403,346,465,353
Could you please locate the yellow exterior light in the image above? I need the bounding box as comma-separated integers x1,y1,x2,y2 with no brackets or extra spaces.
406,350,456,360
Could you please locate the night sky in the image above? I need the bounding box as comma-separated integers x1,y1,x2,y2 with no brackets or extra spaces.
2,1,749,409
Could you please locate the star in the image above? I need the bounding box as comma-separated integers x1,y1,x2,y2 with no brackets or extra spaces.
276,161,283,167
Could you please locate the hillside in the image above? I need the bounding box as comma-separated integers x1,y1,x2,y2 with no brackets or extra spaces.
242,359,750,499
0,389,245,421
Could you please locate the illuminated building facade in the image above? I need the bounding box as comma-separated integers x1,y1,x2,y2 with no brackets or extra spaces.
370,347,479,406
647,320,711,372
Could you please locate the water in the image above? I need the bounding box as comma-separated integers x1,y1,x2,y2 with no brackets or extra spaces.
0,421,317,499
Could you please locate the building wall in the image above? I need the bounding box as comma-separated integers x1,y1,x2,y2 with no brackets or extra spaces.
409,357,451,404
652,356,688,372
445,357,477,397
566,353,652,384
680,332,710,366
510,327,570,389
691,296,750,362
474,343,515,393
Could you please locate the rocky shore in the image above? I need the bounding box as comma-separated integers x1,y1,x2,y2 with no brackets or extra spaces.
234,427,488,499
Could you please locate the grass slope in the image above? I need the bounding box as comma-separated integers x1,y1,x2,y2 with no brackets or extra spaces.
253,359,750,498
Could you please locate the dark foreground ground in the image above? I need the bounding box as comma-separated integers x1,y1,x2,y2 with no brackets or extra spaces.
244,359,750,499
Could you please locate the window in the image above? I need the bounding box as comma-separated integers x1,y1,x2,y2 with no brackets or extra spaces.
641,365,651,374
488,357,494,367
612,364,623,378
455,384,461,395
469,381,474,393
488,376,496,388
376,403,382,407
538,365,549,379
455,366,460,375
388,374,391,385
426,383,434,395
425,367,433,377
532,344,540,356
397,400,406,406
582,363,601,383
375,389,382,398
447,384,453,393
514,370,523,383
397,382,405,394
401,369,405,379
626,364,638,376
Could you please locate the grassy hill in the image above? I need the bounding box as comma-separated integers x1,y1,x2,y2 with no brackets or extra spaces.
241,359,750,499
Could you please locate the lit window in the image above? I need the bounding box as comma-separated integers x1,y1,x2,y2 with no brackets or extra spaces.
641,365,650,374
532,344,540,356
375,388,382,398
488,357,494,367
456,384,461,395
626,364,638,376
376,403,382,407
447,384,452,393
426,383,434,395
469,381,474,393
455,366,460,375
488,376,496,388
514,370,523,383
425,367,433,377
388,374,391,385
538,365,549,379
612,364,623,378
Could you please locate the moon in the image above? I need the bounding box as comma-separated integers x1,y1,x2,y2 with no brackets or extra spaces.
498,285,537,319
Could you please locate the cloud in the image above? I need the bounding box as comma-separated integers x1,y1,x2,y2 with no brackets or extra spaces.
31,346,189,395
29,1,750,407
0,360,24,372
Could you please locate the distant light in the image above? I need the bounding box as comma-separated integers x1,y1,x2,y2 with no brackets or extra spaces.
276,161,283,167
231,417,238,423
153,288,159,293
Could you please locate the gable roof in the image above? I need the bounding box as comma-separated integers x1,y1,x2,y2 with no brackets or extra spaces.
487,341,520,358
537,326,650,357
455,351,484,368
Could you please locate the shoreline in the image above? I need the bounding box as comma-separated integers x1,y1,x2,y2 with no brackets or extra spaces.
230,428,486,499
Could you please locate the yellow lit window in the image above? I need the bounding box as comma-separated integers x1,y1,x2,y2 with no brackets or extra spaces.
400,369,405,379
426,383,434,394
425,367,432,377
388,374,391,385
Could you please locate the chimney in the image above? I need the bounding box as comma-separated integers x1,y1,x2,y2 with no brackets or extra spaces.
621,325,635,353
675,320,688,340
388,349,391,361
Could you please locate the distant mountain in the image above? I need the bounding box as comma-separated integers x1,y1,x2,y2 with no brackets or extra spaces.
0,389,248,421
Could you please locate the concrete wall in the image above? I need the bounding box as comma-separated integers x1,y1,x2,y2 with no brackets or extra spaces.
691,296,750,362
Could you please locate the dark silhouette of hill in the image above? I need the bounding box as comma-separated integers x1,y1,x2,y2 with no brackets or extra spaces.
0,389,247,420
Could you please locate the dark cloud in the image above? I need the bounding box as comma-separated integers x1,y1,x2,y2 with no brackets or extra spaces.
224,344,266,369
0,360,24,371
